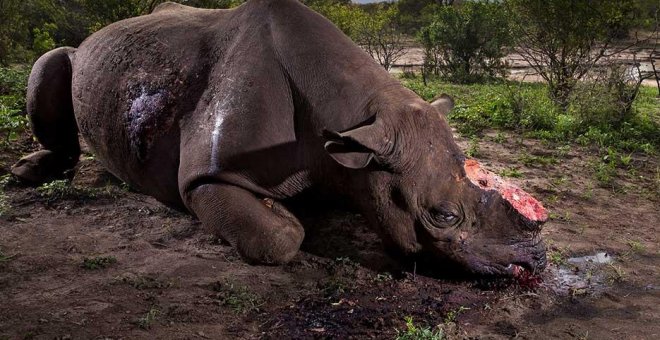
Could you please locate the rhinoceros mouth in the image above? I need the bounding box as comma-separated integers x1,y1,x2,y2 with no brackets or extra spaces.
465,240,547,277
472,259,544,277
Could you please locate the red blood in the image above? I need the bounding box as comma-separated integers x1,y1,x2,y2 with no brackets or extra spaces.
514,268,543,289
464,159,547,222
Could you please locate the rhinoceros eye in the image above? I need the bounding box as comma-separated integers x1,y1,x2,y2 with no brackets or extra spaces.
428,207,459,227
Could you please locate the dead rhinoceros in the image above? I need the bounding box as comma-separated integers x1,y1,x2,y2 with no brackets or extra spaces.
12,0,547,275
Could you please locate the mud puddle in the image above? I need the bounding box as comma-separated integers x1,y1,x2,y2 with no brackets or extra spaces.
544,252,615,296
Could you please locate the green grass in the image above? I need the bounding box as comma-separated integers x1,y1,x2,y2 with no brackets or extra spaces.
0,248,16,263
626,240,645,253
212,280,263,314
499,167,523,178
395,316,444,340
465,137,480,157
81,256,117,270
138,307,160,329
115,273,174,290
547,249,566,266
0,174,16,217
37,179,122,202
38,180,96,201
400,76,659,154
0,191,9,217
518,153,559,167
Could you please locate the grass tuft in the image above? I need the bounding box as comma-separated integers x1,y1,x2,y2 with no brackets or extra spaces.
138,307,160,329
81,256,117,270
212,280,263,314
395,316,444,340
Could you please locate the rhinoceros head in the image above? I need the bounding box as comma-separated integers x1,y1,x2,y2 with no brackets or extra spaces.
324,97,547,276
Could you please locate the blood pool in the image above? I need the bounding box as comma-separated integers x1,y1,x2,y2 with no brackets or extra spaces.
464,159,547,222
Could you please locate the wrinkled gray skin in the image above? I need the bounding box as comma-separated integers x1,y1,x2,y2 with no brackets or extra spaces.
12,0,546,275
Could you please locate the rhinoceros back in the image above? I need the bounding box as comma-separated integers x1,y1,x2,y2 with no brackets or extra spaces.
71,7,233,207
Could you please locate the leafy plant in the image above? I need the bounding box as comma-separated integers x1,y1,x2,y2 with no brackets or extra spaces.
395,316,444,340
465,138,480,157
0,66,30,143
444,306,469,324
547,249,566,266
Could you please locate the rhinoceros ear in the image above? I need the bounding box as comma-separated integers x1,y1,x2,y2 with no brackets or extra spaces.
323,119,386,169
430,93,455,116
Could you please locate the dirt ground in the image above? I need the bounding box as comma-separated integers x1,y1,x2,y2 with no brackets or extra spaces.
0,125,658,339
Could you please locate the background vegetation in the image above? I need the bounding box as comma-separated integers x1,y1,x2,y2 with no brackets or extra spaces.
0,0,658,159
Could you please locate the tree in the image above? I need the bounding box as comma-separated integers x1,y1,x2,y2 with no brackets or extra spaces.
508,0,637,110
395,0,458,34
310,2,405,71
0,0,25,65
419,1,512,83
356,5,406,71
308,2,365,40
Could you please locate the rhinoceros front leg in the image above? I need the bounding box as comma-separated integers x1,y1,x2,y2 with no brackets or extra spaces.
187,183,304,265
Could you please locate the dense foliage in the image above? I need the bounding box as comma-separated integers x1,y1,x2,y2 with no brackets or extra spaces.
0,0,246,65
419,1,512,83
0,66,30,144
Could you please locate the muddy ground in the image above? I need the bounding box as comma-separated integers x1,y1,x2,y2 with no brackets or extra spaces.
0,126,658,339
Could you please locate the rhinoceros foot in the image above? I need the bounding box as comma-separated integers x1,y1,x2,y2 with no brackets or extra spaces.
11,150,78,184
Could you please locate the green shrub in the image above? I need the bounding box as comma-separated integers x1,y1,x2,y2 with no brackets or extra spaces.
400,75,659,154
419,1,512,83
0,66,30,143
32,23,57,57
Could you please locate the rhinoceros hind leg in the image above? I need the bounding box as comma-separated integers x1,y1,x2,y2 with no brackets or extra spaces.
11,150,77,183
11,47,80,184
187,183,304,265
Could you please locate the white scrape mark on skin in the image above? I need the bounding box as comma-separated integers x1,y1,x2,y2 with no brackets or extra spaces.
210,102,228,171
209,78,236,172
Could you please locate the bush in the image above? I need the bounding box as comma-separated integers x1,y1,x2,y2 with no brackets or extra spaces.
32,23,57,57
399,75,659,154
508,0,637,110
419,1,512,83
0,66,30,143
